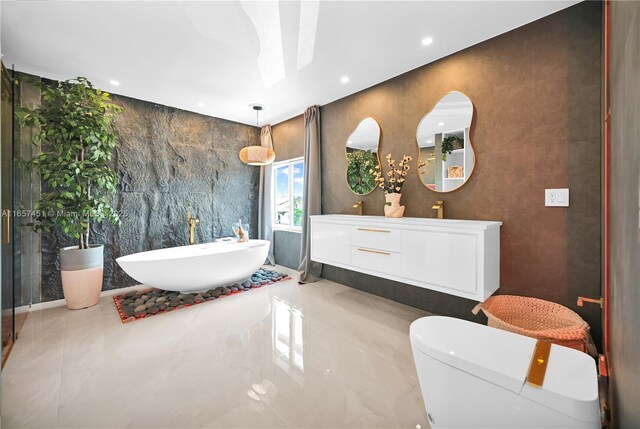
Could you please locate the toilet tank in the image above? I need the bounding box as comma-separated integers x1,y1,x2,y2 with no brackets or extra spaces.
410,316,600,429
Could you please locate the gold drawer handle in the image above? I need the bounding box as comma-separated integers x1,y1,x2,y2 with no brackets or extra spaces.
357,228,390,233
357,248,390,256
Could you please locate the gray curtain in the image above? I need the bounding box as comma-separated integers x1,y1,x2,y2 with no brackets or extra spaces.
298,106,323,283
258,125,275,265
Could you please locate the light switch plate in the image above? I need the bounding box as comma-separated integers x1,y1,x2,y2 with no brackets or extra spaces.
545,189,569,207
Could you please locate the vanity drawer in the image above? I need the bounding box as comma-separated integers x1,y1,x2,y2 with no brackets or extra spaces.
350,226,401,252
311,221,350,265
351,246,401,276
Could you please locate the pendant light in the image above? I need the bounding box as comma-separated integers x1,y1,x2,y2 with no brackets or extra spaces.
239,104,275,166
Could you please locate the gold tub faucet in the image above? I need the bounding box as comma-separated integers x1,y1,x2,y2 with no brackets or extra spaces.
353,201,364,216
432,200,444,219
187,209,199,245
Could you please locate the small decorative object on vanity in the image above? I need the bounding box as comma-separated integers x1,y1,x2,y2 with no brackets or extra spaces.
17,77,122,310
372,153,412,218
384,193,404,218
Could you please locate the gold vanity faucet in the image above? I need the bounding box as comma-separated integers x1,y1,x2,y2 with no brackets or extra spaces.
432,200,444,219
187,209,199,245
353,201,364,216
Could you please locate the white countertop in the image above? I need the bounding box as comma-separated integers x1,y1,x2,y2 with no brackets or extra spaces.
310,214,502,230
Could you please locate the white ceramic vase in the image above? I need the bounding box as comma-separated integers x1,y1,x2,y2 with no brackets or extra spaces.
384,193,405,218
60,244,104,310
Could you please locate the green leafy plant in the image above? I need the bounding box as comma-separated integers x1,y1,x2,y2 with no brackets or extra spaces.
346,150,378,194
16,77,122,249
441,136,463,161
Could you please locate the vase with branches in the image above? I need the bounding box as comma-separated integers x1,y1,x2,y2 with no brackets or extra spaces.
371,154,412,218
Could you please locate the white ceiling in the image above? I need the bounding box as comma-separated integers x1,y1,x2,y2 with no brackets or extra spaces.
1,1,579,126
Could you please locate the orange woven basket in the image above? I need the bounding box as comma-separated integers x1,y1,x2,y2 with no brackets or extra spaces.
472,295,597,355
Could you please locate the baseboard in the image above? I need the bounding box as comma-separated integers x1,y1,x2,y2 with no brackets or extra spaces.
18,284,148,313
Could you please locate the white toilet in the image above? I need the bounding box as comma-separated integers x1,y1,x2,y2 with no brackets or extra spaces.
410,316,600,428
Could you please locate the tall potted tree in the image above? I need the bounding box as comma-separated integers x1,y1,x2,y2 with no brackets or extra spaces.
18,77,122,309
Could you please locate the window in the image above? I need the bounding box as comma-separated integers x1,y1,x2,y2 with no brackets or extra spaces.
274,158,304,230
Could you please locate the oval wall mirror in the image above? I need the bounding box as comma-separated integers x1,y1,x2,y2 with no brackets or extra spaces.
346,117,381,195
416,91,475,192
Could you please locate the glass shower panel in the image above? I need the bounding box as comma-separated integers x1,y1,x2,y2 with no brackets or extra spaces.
1,65,15,363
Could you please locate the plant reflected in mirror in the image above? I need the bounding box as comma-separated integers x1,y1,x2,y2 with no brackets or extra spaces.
416,91,475,193
346,117,381,195
347,150,377,194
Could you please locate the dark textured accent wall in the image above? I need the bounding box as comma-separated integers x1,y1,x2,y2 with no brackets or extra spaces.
273,2,603,344
271,115,304,268
609,1,640,427
41,94,259,301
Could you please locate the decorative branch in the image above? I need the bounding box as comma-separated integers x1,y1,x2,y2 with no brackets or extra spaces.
371,153,412,194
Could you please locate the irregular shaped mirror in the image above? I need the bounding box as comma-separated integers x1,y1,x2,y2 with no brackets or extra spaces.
346,117,381,195
416,91,475,192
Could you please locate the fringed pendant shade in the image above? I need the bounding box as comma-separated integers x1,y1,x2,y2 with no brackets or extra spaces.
240,105,275,166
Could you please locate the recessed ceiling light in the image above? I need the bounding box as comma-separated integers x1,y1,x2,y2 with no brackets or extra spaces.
109,80,120,86
438,122,445,126
422,37,433,46
197,102,205,107
427,139,433,143
340,76,349,84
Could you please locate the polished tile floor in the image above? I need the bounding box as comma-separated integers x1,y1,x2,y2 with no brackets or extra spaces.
3,266,431,428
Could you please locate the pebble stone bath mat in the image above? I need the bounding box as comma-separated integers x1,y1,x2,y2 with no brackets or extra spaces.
113,268,291,323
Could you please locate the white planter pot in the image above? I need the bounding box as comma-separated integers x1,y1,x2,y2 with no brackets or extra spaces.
60,244,104,310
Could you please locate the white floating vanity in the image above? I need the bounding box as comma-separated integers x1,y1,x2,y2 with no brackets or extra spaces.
310,215,502,302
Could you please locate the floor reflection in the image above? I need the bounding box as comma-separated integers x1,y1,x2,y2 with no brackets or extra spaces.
3,266,430,428
272,296,304,381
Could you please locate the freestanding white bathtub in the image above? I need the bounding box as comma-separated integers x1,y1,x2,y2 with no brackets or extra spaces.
116,239,270,293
